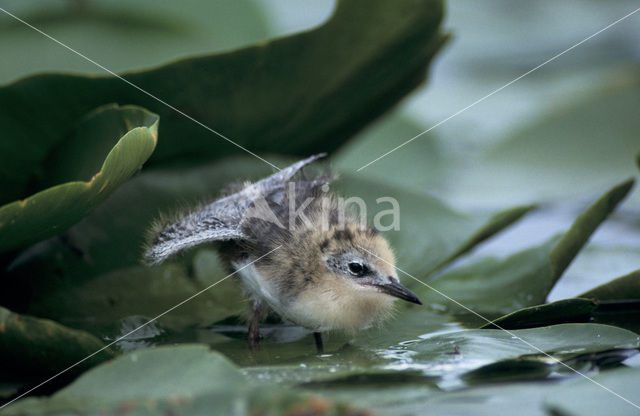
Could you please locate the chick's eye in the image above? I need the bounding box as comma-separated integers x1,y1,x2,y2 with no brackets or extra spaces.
348,262,365,276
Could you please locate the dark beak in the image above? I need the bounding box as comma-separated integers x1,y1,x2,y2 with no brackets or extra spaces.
375,279,422,305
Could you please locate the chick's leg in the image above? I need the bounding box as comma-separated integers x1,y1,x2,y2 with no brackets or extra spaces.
248,302,263,350
313,332,324,354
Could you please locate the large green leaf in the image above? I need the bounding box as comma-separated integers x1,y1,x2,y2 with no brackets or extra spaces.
0,306,114,377
419,238,558,316
545,366,640,416
580,268,640,300
549,179,635,281
4,158,270,331
333,104,533,277
333,111,448,192
0,0,446,204
26,250,244,334
0,104,158,253
481,297,640,334
396,324,639,383
441,72,640,209
2,344,358,415
335,175,532,280
416,179,634,316
481,298,599,330
233,324,639,404
481,266,640,333
0,0,271,84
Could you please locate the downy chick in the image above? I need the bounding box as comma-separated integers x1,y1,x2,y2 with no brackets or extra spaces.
144,154,422,351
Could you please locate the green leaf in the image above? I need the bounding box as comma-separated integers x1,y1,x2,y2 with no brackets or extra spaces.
5,158,268,331
2,344,358,415
26,251,244,334
580,269,640,301
400,324,639,382
0,0,271,83
445,72,640,209
549,179,635,282
333,112,449,192
0,104,158,253
418,238,558,316
545,366,640,416
481,298,598,330
336,175,532,280
460,358,553,384
237,324,638,400
300,369,434,388
0,306,115,377
431,205,534,272
417,179,634,316
482,269,640,333
0,0,446,204
334,108,534,277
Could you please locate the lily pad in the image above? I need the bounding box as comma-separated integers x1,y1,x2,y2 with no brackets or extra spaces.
580,268,640,301
416,179,634,316
1,344,359,415
545,366,640,416
333,106,534,278
481,298,640,334
0,0,446,204
26,250,244,334
482,266,640,332
549,179,635,281
392,324,639,384
335,175,532,280
0,104,158,253
481,298,598,330
0,0,271,84
4,158,274,329
445,71,640,209
0,306,114,377
234,324,639,401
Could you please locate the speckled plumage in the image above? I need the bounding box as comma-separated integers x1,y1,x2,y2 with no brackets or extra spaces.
144,154,329,265
144,154,422,349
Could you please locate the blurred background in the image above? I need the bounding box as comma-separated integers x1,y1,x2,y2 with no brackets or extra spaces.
4,0,638,298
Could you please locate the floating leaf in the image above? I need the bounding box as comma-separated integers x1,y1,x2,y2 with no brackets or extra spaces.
416,179,634,316
461,358,553,384
482,299,640,334
335,175,532,280
236,324,638,402
0,104,158,253
0,0,271,83
25,251,244,334
0,306,114,378
445,72,640,209
334,108,534,278
482,266,640,333
545,366,640,416
300,369,434,388
333,111,449,192
482,298,599,330
580,269,640,301
2,344,359,415
391,324,639,384
549,179,635,281
463,346,638,385
0,0,446,204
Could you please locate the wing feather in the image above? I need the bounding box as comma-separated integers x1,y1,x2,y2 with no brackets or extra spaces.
144,154,327,264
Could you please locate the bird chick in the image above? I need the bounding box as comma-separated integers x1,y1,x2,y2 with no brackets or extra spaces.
144,154,422,351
